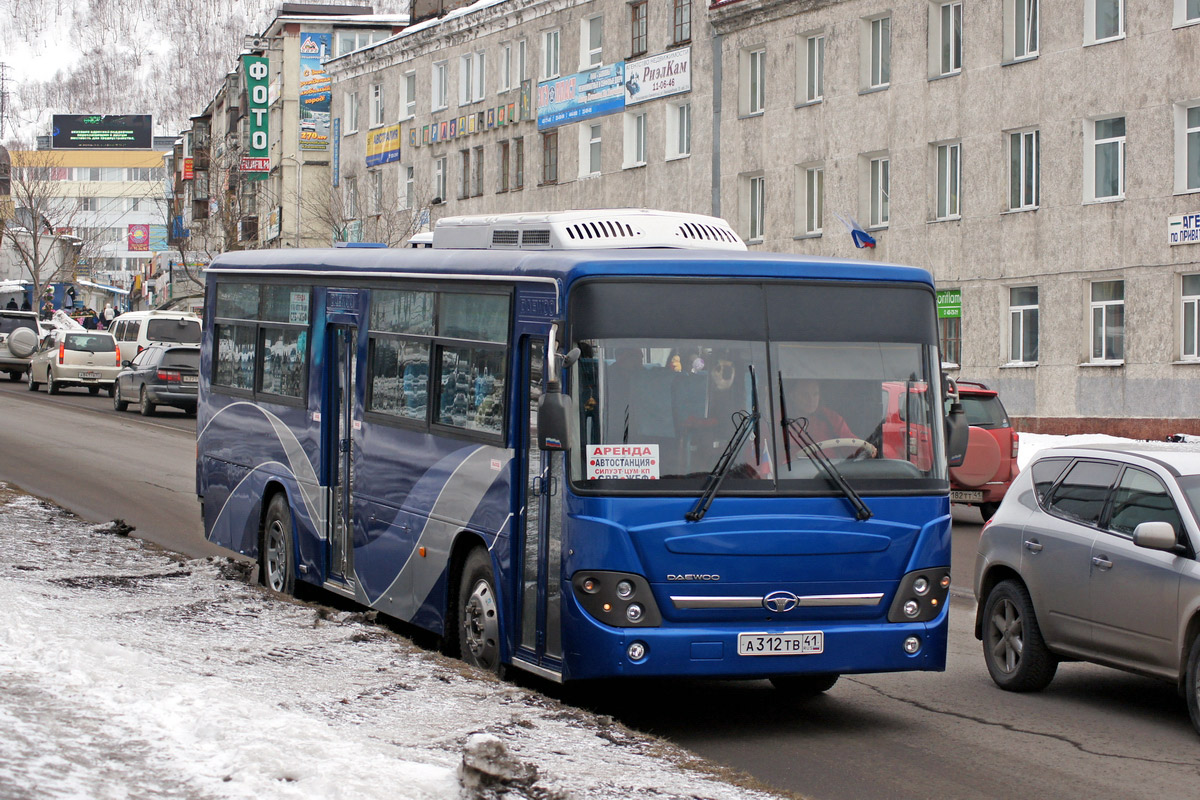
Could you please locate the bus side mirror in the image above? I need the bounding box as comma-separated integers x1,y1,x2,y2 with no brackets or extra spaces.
946,402,968,466
538,391,576,451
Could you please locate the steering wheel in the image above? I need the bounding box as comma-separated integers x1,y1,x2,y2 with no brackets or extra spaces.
812,437,878,459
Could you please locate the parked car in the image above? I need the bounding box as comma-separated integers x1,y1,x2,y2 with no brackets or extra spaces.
974,444,1200,734
948,380,1019,520
108,309,202,359
26,330,122,395
0,310,45,380
113,344,200,415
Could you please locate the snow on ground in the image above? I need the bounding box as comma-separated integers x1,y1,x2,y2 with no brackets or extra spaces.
1015,432,1200,471
0,485,783,800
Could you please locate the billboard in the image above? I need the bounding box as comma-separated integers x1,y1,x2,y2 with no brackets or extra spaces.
625,48,691,105
52,115,152,149
298,32,332,151
242,56,270,180
537,63,625,130
365,123,400,167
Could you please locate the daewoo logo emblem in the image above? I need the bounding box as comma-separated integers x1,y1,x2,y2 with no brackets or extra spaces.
763,591,799,613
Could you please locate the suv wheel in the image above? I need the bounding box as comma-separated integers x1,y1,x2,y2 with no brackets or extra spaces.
982,579,1057,692
7,371,21,382
1185,636,1200,736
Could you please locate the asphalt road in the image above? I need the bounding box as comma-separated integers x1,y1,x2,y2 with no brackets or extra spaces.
3,379,1199,800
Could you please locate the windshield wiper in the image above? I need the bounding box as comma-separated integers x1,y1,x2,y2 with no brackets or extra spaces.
778,372,873,521
686,365,761,522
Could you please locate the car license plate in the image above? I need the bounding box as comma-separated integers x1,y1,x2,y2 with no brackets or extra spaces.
738,631,823,656
182,375,198,385
79,371,101,380
951,490,984,503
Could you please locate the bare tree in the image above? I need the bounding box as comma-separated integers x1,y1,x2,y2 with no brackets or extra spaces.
295,169,433,248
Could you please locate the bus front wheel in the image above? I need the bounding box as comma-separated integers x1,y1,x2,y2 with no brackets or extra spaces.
769,674,839,697
261,494,296,597
458,547,502,675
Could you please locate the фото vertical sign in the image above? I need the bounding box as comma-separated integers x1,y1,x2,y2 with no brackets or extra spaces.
298,33,332,151
242,55,270,179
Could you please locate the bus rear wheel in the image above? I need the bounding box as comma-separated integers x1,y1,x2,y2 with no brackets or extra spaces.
769,674,839,697
458,547,502,674
261,494,296,597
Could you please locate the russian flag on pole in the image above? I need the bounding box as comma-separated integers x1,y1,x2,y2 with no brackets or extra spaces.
831,212,876,248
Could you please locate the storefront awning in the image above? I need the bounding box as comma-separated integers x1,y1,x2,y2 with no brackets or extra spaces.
77,279,130,296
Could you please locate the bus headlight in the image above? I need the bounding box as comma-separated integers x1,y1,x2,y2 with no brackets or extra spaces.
887,569,951,623
571,571,662,628
627,641,647,661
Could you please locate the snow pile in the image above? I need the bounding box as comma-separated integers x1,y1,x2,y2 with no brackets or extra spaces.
0,485,780,800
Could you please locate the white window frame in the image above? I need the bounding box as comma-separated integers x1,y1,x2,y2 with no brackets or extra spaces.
1085,0,1124,46
1090,280,1125,363
459,53,474,106
666,101,691,159
402,71,417,120
370,170,384,214
1004,0,1039,61
472,145,484,197
434,156,447,202
868,154,890,228
1009,128,1040,210
580,122,602,176
581,15,603,69
459,149,471,199
344,176,359,221
432,61,448,111
344,91,359,134
501,42,513,91
1174,101,1200,194
796,162,824,236
473,52,486,102
740,46,766,116
863,15,891,89
1174,0,1200,27
542,29,561,80
498,140,511,193
744,173,766,243
623,112,647,168
401,164,414,210
1008,286,1039,364
798,32,825,104
371,83,385,127
1182,274,1200,360
929,1,963,77
936,141,961,220
1086,115,1125,203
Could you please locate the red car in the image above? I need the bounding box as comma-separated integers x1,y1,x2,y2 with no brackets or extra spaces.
947,380,1019,520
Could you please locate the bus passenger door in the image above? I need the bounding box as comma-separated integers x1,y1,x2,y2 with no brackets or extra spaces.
518,337,564,674
327,324,357,585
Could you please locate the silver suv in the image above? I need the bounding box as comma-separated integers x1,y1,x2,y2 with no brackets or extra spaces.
0,310,45,380
974,444,1200,734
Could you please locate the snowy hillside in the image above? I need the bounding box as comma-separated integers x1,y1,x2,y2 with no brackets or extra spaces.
0,0,408,143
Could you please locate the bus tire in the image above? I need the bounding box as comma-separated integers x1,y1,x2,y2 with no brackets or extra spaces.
261,493,296,597
769,674,839,697
457,547,503,675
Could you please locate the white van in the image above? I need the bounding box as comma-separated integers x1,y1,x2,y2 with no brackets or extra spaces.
108,309,202,359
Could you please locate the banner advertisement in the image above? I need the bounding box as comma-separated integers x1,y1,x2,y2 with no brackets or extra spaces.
365,123,401,166
127,224,150,252
298,32,332,151
241,55,270,179
149,225,168,251
51,115,152,149
182,157,194,180
624,47,691,105
537,63,625,130
332,118,341,187
266,207,282,241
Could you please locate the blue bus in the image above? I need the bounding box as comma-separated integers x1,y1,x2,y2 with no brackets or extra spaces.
197,209,967,691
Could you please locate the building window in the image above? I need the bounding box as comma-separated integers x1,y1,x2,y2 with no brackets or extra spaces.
1009,286,1039,363
798,164,823,236
370,83,384,127
1090,280,1125,362
344,91,359,133
542,30,561,79
499,141,511,192
867,16,891,89
581,123,602,176
459,149,471,199
1176,102,1200,193
344,176,358,221
800,33,824,103
582,15,603,68
370,170,383,214
940,316,962,366
514,137,525,189
931,2,963,76
542,131,558,185
472,146,484,197
1182,275,1200,359
624,112,647,167
402,71,417,119
78,197,98,211
936,142,961,220
1086,0,1123,45
460,52,485,105
1009,129,1040,210
746,174,766,243
1175,0,1200,26
666,101,691,159
1089,116,1125,201
1006,0,1039,60
501,42,514,91
432,61,448,111
631,2,648,57
403,165,414,209
870,155,890,227
741,47,766,115
434,157,447,202
673,0,691,44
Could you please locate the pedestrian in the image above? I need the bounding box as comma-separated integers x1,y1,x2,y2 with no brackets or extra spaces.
20,298,31,311
102,303,116,328
5,298,16,310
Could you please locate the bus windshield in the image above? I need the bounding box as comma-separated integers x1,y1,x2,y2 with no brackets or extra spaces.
567,280,947,492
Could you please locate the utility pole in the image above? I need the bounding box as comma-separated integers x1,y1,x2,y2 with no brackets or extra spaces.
0,62,9,141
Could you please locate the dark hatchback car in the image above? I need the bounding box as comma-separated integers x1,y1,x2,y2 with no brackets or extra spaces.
113,344,200,415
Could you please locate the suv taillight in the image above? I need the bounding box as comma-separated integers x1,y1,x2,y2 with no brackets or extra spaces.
1012,431,1020,459
114,346,121,366
58,342,65,364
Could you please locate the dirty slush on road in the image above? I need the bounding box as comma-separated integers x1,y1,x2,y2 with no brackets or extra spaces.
0,483,792,800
